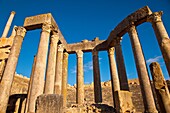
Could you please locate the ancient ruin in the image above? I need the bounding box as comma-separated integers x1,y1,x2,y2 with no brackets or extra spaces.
0,6,170,113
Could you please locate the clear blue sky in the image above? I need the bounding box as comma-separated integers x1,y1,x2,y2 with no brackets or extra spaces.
0,0,170,85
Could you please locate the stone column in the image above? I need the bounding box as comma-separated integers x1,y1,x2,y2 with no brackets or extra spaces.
115,38,129,91
62,52,69,107
25,56,36,113
0,60,6,81
28,22,51,113
148,12,170,76
44,34,59,94
54,44,64,95
149,62,170,113
14,98,21,113
76,50,84,105
108,47,120,107
2,11,16,38
128,24,158,113
92,49,102,103
0,27,26,113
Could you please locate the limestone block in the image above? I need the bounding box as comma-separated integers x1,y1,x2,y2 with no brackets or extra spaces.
36,94,63,113
115,90,135,113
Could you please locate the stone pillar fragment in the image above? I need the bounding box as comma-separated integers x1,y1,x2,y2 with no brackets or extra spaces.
2,11,16,38
54,44,64,95
0,27,26,113
92,49,102,103
0,60,6,81
14,98,21,113
114,90,135,113
150,62,170,113
128,24,158,113
148,12,170,76
62,52,69,107
25,56,36,113
44,34,59,94
76,50,84,105
115,38,129,91
108,47,120,107
28,23,51,113
35,94,63,113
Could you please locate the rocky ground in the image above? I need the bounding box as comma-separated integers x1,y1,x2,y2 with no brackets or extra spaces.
9,74,170,113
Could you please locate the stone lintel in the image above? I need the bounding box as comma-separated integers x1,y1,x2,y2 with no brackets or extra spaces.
67,40,107,54
107,6,153,46
23,13,68,50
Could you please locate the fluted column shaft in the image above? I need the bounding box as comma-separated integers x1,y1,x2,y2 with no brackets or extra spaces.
62,52,69,107
54,44,64,95
149,12,170,76
108,47,120,107
44,34,59,94
76,50,84,105
115,39,129,91
2,11,16,38
128,24,157,113
25,56,36,113
28,23,51,113
0,27,26,113
92,50,102,103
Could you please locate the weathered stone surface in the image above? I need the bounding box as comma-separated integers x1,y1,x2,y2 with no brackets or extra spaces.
0,27,26,113
128,24,158,113
76,50,85,105
1,11,16,38
107,6,152,46
150,62,170,113
92,49,102,103
149,12,170,76
114,90,135,113
36,94,63,113
28,23,51,113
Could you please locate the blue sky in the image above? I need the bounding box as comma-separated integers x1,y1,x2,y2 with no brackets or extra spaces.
0,0,169,85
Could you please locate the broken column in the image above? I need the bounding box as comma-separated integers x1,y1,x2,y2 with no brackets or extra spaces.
128,23,158,113
28,22,51,113
107,47,120,107
76,50,84,105
115,38,129,91
35,94,63,113
62,52,69,107
1,11,16,38
148,12,170,76
44,34,59,94
0,27,26,113
92,49,102,103
149,62,170,113
54,44,64,95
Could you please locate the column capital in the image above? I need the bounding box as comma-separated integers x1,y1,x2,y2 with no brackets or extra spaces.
92,49,98,56
147,11,163,23
115,37,123,46
76,50,83,58
15,27,26,37
42,22,52,33
11,11,16,15
128,22,136,34
51,34,59,43
63,52,69,58
58,44,64,52
108,47,115,55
